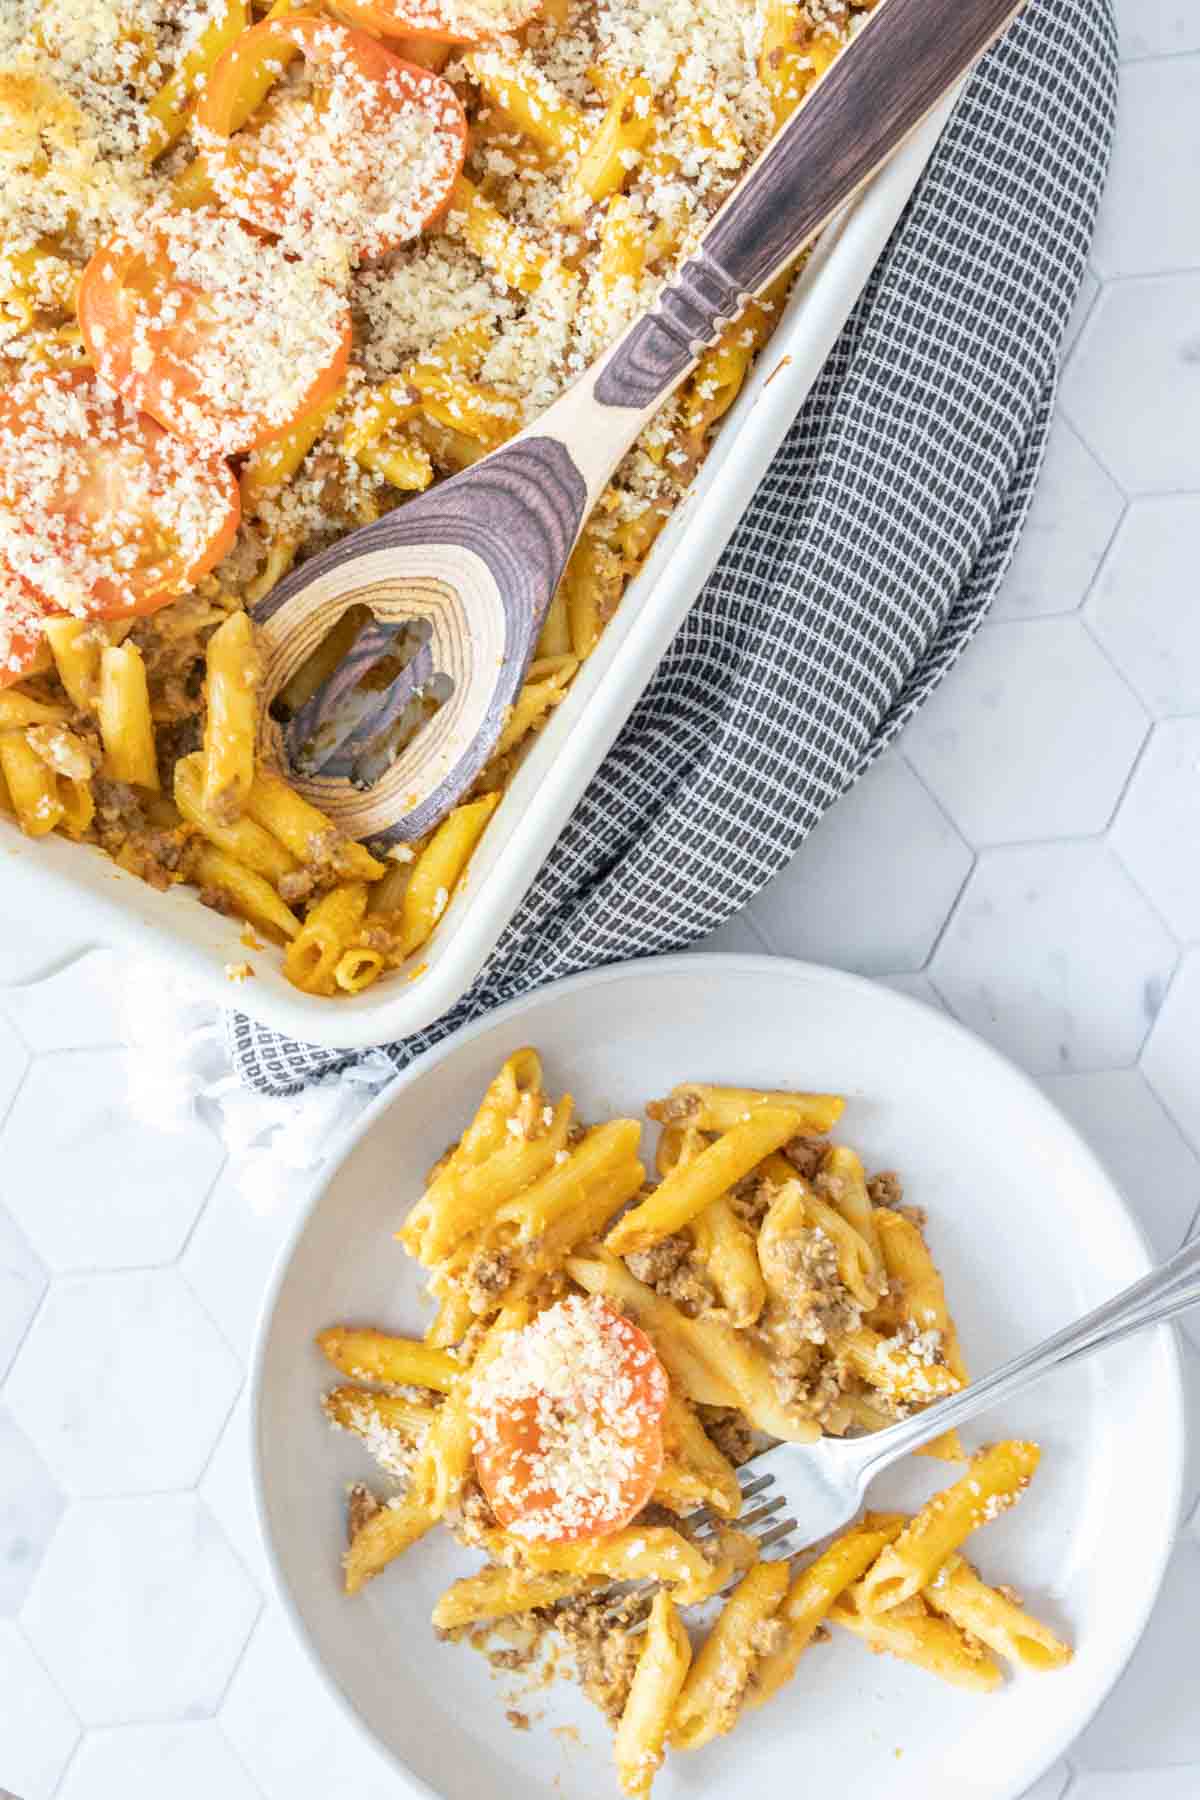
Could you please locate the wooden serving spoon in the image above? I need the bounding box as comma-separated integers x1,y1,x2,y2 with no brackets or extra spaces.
252,0,1029,847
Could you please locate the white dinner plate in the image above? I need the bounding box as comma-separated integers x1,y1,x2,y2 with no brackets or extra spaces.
251,954,1185,1800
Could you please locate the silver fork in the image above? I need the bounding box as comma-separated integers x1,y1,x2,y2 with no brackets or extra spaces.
678,1232,1200,1576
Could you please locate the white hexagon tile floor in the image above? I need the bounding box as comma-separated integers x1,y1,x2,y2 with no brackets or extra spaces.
2,26,1199,1800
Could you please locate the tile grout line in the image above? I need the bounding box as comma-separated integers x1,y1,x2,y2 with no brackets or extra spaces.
216,1716,271,1800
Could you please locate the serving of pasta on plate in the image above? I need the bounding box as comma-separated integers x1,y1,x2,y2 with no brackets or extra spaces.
0,0,873,997
317,1050,1072,1798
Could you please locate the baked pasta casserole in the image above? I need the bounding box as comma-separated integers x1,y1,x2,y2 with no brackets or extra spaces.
319,1054,1072,1796
0,0,876,996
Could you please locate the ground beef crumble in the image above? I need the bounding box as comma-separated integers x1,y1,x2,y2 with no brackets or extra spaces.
867,1170,904,1209
782,1134,830,1180
624,1233,715,1316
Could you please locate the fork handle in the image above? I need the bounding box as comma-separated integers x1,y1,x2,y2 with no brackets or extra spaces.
855,1233,1200,1477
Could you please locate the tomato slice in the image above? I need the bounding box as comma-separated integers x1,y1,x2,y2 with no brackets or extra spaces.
471,1296,669,1545
195,17,469,263
334,0,543,46
0,567,50,689
0,368,241,620
78,213,352,458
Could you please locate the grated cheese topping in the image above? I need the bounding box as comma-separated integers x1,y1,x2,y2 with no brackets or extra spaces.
0,368,232,615
470,1295,667,1543
196,23,467,265
87,209,350,456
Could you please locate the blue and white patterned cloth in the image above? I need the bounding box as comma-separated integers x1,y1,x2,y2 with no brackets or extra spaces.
231,0,1117,1094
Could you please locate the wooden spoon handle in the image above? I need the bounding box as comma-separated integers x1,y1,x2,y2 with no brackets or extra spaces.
589,0,1028,421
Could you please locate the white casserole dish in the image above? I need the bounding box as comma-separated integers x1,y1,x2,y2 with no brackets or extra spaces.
0,101,956,1050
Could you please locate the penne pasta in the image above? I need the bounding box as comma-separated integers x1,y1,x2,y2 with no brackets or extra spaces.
316,1326,460,1393
0,733,62,837
828,1594,1003,1692
202,611,262,823
855,1443,1042,1615
568,1248,820,1442
189,844,301,942
175,753,299,885
316,1052,1067,1783
244,771,385,882
433,1564,598,1630
615,1591,692,1800
653,1391,743,1519
647,1083,844,1135
747,1513,906,1709
605,1107,809,1255
875,1206,969,1460
924,1554,1072,1672
671,1561,788,1749
399,795,500,959
285,882,369,997
98,644,159,789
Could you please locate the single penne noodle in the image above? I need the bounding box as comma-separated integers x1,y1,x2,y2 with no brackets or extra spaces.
855,1442,1042,1614
568,76,656,214
828,1594,1003,1692
605,1107,808,1255
424,1289,475,1349
175,754,299,885
924,1554,1072,1671
322,1386,438,1478
432,1564,597,1630
0,733,62,837
875,1206,969,1458
323,1383,439,1442
245,770,384,882
671,1560,788,1749
534,586,572,659
840,1324,962,1408
316,1326,460,1394
465,49,585,154
655,1122,707,1179
746,1513,906,1709
399,794,500,958
98,643,159,789
189,844,301,941
344,1490,437,1596
0,688,71,729
202,611,261,823
285,882,369,997
688,1194,765,1326
335,946,384,994
448,176,556,295
495,660,577,759
653,1391,742,1519
819,1145,883,1265
514,1525,716,1601
614,1591,692,1800
646,1083,844,1134
241,388,341,513
58,776,95,838
42,617,104,711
